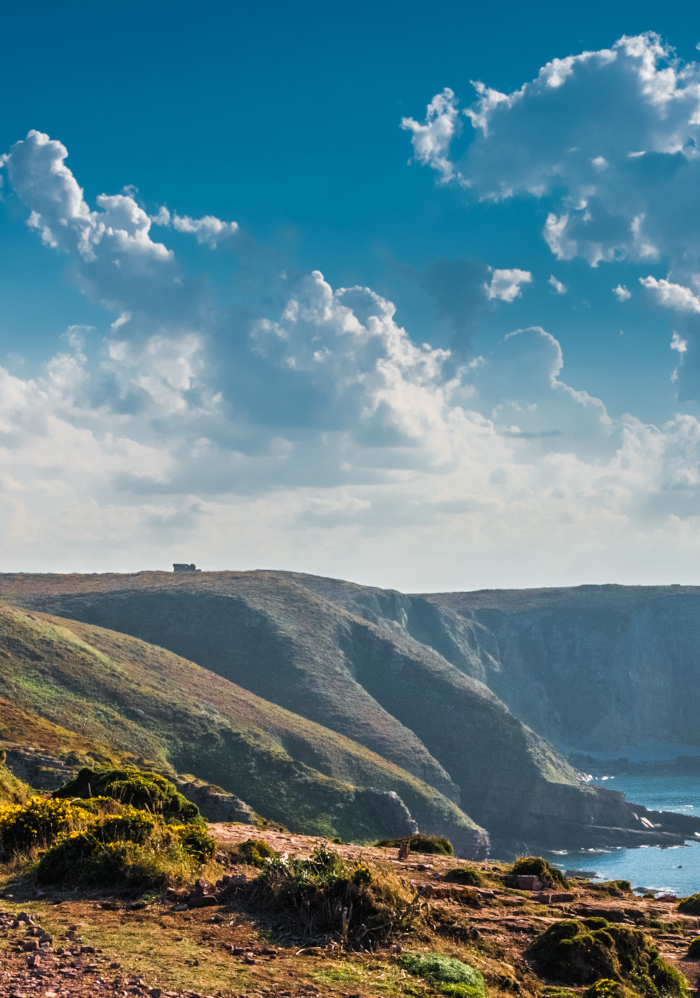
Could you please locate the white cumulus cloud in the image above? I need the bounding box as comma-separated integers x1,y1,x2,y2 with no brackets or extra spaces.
485,268,533,302
403,33,700,274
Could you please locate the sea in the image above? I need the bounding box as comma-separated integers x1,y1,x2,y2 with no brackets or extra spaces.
544,773,700,898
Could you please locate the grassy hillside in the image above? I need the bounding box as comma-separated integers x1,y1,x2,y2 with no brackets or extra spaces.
0,570,642,850
0,601,485,853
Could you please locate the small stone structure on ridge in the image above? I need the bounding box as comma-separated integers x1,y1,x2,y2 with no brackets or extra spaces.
173,563,201,573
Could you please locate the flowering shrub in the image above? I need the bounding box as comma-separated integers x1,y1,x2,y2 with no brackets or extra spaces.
0,796,99,858
53,768,204,825
0,778,218,888
36,820,217,887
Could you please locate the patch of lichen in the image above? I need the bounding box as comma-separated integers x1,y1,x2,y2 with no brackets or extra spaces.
526,917,688,998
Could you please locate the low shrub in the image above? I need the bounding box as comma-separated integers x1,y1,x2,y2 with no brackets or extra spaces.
590,880,633,896
584,980,627,998
687,937,700,959
171,824,217,864
374,834,453,856
677,893,700,915
444,867,485,887
247,845,419,945
511,856,570,888
526,917,688,998
36,827,206,887
398,952,485,998
0,796,99,858
227,837,279,867
53,768,204,826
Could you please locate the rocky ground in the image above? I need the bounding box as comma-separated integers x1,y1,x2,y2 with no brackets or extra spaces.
1,824,699,998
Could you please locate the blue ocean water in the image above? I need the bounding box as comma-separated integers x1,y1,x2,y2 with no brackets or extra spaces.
545,773,700,897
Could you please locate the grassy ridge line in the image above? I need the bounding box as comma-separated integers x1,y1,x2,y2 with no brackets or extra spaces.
0,603,485,851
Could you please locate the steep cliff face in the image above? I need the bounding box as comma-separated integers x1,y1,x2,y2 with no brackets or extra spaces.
422,585,700,755
289,575,700,757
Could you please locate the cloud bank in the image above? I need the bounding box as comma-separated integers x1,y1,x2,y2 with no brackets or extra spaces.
3,119,700,588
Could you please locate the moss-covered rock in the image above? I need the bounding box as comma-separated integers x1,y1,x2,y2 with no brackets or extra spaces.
444,866,485,886
526,918,688,998
511,856,570,888
226,837,279,867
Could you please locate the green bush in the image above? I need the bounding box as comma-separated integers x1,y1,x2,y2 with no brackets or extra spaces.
677,893,700,915
591,880,633,896
687,937,700,959
444,866,485,887
511,856,570,888
227,837,279,867
248,845,417,944
172,824,217,863
53,768,203,826
398,952,486,998
0,796,98,857
36,829,204,887
374,834,453,856
526,918,688,998
584,980,627,998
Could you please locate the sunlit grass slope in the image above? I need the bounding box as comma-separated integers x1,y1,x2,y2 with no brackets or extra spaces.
1,571,581,842
0,601,484,851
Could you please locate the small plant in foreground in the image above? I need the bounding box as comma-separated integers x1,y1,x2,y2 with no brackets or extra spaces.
444,866,484,886
687,937,700,958
398,952,485,998
374,834,453,855
511,856,570,888
247,845,419,945
584,980,627,998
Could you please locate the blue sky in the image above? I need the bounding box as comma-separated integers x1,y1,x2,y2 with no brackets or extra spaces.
4,0,700,589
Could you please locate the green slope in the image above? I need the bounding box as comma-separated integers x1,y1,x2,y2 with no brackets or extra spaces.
0,602,485,854
0,571,602,847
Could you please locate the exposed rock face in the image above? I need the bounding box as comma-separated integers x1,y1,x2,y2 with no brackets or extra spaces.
420,585,700,755
172,781,260,825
